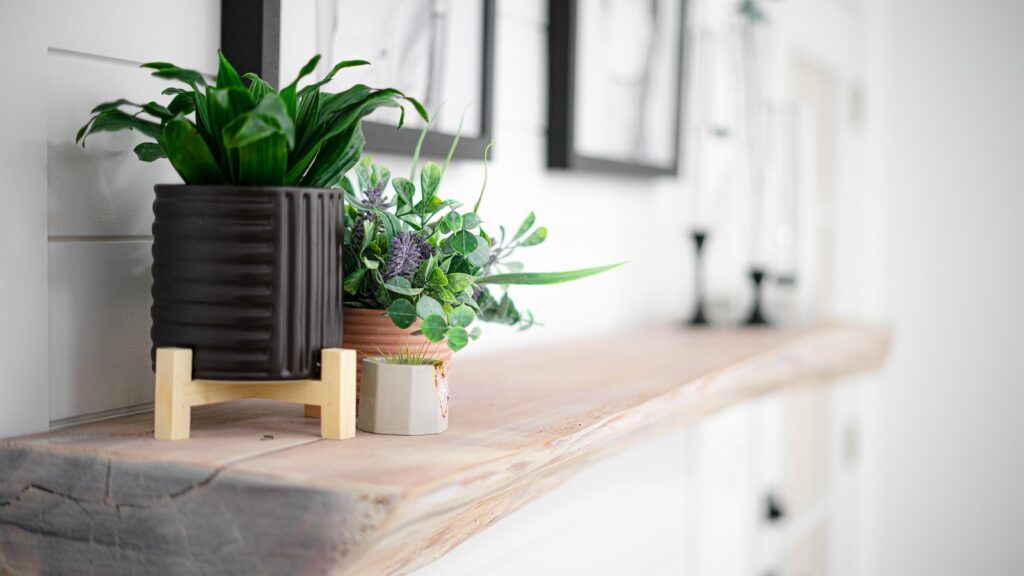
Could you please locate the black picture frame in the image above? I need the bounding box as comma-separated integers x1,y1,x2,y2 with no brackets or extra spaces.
547,0,688,176
222,0,496,160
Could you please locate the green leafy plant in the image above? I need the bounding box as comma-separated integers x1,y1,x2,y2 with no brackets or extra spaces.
342,129,623,353
76,52,426,186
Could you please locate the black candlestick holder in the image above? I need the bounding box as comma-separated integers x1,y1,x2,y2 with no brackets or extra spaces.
688,230,710,326
744,267,770,326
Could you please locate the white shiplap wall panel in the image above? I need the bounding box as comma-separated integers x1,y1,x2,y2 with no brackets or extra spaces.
40,0,218,424
48,241,154,421
0,1,50,437
47,52,181,237
45,0,219,73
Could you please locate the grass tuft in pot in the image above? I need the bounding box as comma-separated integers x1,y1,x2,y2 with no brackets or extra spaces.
359,343,450,436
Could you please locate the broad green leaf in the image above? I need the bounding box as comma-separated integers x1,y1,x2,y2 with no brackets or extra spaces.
449,230,478,256
445,326,469,352
223,93,295,149
502,261,525,273
513,212,535,242
469,326,483,340
421,314,449,342
384,276,424,296
475,263,625,285
392,177,415,207
133,142,165,162
462,212,482,230
343,268,367,295
449,305,475,328
237,133,287,185
447,273,475,293
520,227,547,247
362,257,379,270
416,295,444,319
387,299,416,329
163,117,224,183
167,92,197,116
420,162,441,201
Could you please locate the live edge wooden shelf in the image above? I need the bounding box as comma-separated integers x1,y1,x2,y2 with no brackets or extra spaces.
0,324,889,576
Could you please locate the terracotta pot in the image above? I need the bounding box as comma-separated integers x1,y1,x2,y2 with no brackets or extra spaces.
342,308,453,392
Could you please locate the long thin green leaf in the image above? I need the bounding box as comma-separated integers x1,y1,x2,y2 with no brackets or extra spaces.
163,117,224,183
474,263,625,286
216,50,245,89
297,59,371,96
441,107,468,178
473,140,495,213
243,73,276,102
76,109,162,145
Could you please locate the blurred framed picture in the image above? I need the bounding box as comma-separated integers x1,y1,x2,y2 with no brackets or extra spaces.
548,0,687,175
226,0,495,159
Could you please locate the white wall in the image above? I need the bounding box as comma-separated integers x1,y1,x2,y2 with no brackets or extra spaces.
859,0,1024,573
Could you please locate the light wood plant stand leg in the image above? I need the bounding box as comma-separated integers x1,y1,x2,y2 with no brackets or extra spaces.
154,348,356,441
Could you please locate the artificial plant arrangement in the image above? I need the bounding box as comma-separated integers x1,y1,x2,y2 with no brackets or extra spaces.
358,343,450,436
340,135,621,355
77,52,426,380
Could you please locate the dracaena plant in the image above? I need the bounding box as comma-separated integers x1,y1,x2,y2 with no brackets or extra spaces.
342,133,622,353
76,52,426,186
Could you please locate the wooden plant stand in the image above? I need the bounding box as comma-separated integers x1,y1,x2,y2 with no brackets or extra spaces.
154,347,356,441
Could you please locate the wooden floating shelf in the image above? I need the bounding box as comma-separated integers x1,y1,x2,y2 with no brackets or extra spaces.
0,324,889,575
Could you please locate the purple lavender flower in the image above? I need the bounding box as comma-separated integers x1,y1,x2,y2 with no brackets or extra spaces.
385,232,434,280
362,181,392,210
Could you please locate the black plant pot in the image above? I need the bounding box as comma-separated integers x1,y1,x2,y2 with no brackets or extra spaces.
151,185,344,380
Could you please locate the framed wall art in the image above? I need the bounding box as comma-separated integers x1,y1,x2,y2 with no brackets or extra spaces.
548,0,688,175
223,0,495,159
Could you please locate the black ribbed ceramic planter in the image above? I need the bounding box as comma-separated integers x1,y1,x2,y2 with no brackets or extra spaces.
151,185,343,380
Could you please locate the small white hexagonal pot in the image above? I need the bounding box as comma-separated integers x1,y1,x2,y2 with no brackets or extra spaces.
357,357,449,435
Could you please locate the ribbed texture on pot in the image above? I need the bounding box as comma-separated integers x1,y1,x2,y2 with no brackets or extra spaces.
342,308,453,391
151,185,343,380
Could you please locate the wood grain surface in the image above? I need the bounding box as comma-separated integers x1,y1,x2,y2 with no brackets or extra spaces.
0,324,890,575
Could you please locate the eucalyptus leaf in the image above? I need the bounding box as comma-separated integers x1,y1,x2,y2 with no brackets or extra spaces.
416,295,444,319
449,305,475,328
445,326,469,352
462,212,482,230
449,230,478,256
387,299,417,329
420,314,449,342
384,276,424,296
